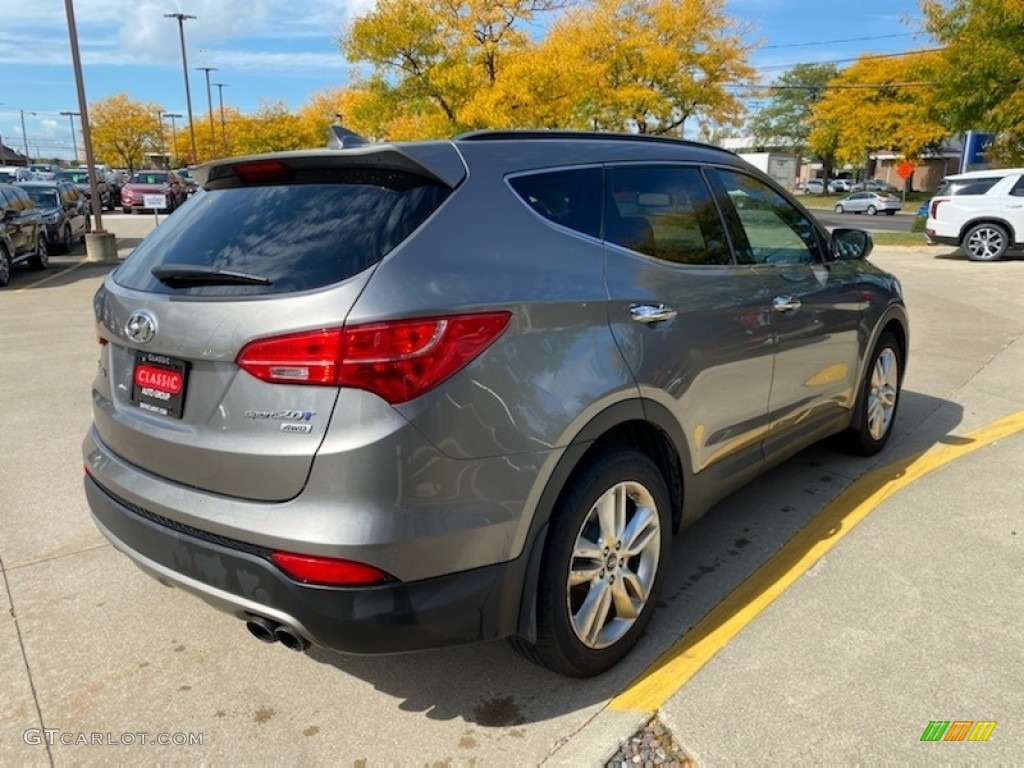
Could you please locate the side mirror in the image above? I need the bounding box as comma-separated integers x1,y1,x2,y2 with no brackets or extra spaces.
831,228,873,261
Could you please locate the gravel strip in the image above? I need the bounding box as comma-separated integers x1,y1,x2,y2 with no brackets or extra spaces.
606,716,694,767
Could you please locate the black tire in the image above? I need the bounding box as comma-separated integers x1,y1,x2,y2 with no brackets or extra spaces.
59,225,73,253
867,205,877,216
29,236,49,270
963,222,1009,262
834,204,845,214
885,210,896,216
841,331,902,456
0,245,11,287
511,448,671,677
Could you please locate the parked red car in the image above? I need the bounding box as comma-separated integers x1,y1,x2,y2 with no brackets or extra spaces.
120,171,187,214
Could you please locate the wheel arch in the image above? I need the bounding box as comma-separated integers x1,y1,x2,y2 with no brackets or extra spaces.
510,399,692,642
958,217,1016,246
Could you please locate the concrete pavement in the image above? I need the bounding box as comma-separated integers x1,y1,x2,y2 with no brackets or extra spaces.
1,221,1022,764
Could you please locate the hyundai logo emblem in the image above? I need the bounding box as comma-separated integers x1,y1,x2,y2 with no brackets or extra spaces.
125,310,157,344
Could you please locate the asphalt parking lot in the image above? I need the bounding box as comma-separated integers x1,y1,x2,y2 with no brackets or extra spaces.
2,215,1022,764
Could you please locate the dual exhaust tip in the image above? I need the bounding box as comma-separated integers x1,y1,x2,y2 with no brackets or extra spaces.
245,614,310,652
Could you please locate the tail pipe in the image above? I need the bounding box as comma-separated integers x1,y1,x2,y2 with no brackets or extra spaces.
244,614,311,652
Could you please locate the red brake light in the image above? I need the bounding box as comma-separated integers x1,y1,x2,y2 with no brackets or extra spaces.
236,312,511,404
233,160,292,185
930,199,946,218
271,551,391,586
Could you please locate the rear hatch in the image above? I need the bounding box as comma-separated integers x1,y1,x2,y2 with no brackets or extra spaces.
91,146,463,501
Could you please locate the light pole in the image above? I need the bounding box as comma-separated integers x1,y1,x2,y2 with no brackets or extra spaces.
212,82,228,152
163,113,182,166
20,109,36,164
164,13,197,164
61,110,80,163
64,0,109,237
197,66,217,157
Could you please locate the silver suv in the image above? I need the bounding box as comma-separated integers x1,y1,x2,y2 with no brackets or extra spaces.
83,131,908,676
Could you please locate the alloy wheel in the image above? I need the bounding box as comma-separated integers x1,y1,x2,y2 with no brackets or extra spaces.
566,480,661,649
867,348,899,441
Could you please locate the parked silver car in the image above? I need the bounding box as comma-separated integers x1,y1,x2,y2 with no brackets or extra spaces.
83,130,908,676
835,191,902,216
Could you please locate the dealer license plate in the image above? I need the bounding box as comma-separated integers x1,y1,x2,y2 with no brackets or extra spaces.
130,352,189,418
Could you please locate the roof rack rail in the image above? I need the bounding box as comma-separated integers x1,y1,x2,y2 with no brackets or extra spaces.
453,129,734,154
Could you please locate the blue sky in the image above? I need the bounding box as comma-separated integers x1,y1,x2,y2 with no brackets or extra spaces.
0,0,929,161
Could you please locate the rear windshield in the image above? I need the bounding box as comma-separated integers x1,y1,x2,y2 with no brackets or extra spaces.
113,171,450,296
935,177,1002,196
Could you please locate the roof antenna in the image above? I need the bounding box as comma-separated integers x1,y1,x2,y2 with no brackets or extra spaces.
328,118,367,149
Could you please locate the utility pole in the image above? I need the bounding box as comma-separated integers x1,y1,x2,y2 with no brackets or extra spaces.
20,109,36,164
164,13,197,164
60,110,80,163
197,66,218,157
212,82,228,152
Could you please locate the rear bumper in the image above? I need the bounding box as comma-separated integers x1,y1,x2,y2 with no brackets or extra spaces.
86,473,518,653
925,229,958,247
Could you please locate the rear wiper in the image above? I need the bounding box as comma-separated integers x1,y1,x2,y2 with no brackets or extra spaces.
151,265,272,286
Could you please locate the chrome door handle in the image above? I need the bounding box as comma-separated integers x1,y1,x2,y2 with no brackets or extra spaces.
772,296,801,313
630,304,678,324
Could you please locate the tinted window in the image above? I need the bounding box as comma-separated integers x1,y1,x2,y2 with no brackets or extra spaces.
114,171,450,297
25,188,59,207
713,169,822,266
1012,176,1024,197
936,177,1002,196
509,167,602,238
605,166,731,265
131,172,168,184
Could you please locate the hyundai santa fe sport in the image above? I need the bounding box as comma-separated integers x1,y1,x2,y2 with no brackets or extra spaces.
83,130,908,677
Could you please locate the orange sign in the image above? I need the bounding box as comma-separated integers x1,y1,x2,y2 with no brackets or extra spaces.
897,161,915,180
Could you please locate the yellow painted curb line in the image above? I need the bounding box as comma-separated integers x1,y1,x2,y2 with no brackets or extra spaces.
14,256,91,293
610,409,1024,713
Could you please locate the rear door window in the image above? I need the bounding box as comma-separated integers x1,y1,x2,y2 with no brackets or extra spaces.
604,165,732,265
936,177,1003,196
113,170,450,297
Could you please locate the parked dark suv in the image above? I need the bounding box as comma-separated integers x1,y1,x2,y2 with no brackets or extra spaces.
1,184,49,286
83,131,908,676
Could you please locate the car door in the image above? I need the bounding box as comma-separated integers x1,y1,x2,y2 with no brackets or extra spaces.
708,168,865,460
603,164,774,484
63,185,85,237
4,187,33,256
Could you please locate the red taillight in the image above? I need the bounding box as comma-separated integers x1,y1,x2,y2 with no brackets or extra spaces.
930,199,946,218
236,312,511,404
271,551,391,586
236,329,343,385
233,160,292,185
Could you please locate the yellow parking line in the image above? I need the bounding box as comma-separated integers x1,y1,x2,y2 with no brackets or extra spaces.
610,409,1024,713
14,256,90,293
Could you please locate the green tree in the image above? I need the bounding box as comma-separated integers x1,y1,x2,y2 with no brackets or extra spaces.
89,93,163,173
749,64,838,149
923,0,1024,164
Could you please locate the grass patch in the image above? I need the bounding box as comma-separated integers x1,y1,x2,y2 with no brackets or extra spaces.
870,231,931,247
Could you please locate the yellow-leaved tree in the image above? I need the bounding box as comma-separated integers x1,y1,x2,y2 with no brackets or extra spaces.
89,93,163,173
535,0,756,135
809,50,948,168
339,0,570,139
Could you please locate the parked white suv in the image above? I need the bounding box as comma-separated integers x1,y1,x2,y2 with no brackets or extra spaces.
925,168,1024,261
